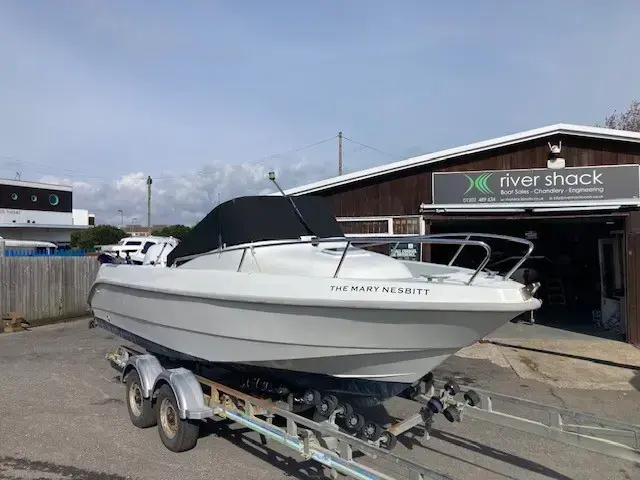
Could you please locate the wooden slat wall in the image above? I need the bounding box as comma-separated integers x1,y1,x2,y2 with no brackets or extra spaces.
0,257,99,324
625,212,640,346
322,135,640,217
319,133,640,346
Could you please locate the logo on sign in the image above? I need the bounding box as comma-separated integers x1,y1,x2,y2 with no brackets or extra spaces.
464,172,494,195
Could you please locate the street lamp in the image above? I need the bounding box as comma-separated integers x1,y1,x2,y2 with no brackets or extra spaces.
117,209,123,226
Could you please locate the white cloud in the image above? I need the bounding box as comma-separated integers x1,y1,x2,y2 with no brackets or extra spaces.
39,158,339,226
0,4,411,230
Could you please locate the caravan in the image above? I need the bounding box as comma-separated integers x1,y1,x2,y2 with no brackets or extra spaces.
0,237,58,256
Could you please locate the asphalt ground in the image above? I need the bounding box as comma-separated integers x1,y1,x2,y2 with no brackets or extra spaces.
1,318,638,480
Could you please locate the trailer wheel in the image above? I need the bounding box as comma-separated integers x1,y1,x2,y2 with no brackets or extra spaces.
156,384,199,452
125,370,156,428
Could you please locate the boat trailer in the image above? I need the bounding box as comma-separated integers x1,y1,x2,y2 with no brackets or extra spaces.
106,345,640,480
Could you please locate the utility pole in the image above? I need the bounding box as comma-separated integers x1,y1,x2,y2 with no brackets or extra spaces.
338,131,343,175
146,175,152,234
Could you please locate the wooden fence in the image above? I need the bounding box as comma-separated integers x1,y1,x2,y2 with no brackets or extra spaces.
0,256,100,324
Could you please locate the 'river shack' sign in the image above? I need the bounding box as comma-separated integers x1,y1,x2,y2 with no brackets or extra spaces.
431,165,640,205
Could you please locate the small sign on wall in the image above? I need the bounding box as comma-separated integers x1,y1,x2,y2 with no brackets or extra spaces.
0,208,20,215
0,209,73,225
389,242,422,262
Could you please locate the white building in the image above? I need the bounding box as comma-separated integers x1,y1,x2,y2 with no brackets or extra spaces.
0,178,94,247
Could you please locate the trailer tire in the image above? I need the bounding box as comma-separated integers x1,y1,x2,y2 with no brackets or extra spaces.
125,370,157,428
156,384,200,452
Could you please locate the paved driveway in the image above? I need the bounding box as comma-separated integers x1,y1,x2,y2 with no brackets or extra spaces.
1,318,638,480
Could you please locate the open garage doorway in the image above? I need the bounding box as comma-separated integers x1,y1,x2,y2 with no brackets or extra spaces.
428,215,627,341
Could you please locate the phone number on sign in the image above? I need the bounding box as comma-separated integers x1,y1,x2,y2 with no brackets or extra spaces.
462,197,496,203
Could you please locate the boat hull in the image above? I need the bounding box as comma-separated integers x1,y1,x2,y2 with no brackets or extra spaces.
88,264,537,399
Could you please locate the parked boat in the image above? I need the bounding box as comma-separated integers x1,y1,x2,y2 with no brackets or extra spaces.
88,190,541,406
97,235,179,264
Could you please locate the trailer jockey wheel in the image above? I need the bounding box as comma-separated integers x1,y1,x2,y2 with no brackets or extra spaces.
125,370,156,428
156,384,200,452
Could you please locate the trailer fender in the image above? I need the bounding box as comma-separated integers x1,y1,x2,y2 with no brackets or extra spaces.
152,367,214,421
121,354,163,399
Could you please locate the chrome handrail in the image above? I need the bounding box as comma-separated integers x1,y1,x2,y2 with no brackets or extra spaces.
428,232,535,280
171,232,535,286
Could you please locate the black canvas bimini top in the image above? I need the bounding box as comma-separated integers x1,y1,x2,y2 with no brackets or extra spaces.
166,195,344,266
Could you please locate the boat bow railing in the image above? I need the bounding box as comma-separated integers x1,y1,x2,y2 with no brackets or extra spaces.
172,233,534,286
427,232,535,281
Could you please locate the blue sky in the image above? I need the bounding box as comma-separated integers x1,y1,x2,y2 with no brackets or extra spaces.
1,1,639,224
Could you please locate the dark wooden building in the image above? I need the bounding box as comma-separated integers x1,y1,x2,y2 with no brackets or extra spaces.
285,123,640,345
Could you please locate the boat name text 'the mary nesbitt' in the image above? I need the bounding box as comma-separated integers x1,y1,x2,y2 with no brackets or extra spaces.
330,285,430,296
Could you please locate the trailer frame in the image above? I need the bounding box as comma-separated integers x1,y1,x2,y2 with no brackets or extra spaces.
105,345,640,480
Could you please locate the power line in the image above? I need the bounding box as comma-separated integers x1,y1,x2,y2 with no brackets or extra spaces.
341,135,397,159
0,135,340,183
0,133,396,185
0,155,111,182
154,134,339,181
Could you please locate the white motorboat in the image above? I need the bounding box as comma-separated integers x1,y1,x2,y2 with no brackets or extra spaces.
88,185,541,405
98,235,179,264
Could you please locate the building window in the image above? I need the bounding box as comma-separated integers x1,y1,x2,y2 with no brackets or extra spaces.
339,219,389,235
393,217,421,235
